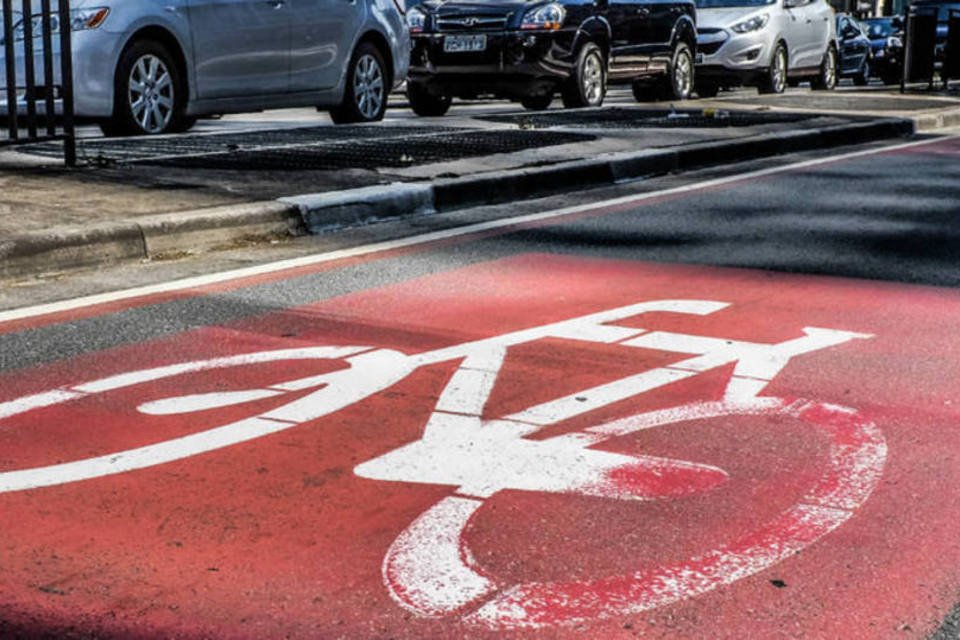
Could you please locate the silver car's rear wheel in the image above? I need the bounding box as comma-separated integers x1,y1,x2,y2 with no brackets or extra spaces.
759,44,787,94
330,42,389,124
812,46,838,90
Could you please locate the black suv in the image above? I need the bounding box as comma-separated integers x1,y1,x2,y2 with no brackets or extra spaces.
404,0,698,115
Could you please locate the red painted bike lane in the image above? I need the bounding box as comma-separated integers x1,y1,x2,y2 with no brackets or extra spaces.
2,254,960,638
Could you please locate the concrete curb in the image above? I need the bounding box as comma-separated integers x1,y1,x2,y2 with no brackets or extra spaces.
0,201,301,280
913,107,960,131
1,116,916,280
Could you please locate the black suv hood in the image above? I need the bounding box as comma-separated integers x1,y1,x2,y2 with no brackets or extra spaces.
420,0,535,13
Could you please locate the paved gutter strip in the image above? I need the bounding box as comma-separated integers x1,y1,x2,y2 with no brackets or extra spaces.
0,117,919,279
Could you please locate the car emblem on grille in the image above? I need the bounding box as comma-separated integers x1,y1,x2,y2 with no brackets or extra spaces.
462,17,480,26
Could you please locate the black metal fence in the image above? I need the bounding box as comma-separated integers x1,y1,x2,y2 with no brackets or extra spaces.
901,4,939,88
945,9,960,87
1,0,75,165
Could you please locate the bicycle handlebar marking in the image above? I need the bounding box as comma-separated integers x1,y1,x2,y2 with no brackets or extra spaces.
0,298,886,628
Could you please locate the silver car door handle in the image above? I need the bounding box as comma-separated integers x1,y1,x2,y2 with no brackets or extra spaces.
265,0,284,8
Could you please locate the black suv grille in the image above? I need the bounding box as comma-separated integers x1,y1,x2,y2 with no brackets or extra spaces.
435,14,510,31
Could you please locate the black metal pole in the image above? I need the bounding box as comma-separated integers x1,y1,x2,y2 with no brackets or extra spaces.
900,9,909,94
2,0,19,138
39,0,52,134
21,0,37,138
56,0,74,165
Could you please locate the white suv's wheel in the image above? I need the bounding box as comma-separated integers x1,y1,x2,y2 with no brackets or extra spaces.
812,46,838,91
758,44,787,94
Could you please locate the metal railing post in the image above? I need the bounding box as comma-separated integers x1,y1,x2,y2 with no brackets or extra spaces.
2,0,19,138
56,0,74,166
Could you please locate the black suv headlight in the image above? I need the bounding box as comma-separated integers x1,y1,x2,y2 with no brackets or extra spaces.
521,3,565,30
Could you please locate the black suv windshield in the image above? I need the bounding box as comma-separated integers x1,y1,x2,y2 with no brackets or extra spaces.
696,0,774,8
864,19,893,37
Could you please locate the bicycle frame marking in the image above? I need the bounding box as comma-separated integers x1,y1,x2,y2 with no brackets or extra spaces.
0,298,887,628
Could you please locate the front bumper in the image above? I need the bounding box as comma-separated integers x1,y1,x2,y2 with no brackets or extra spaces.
696,27,776,83
408,29,577,98
871,47,902,78
1,29,123,118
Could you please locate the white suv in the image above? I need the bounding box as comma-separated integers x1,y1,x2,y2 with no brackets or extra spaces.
694,0,837,96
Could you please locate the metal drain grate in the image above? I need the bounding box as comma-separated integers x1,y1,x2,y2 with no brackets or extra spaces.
21,125,460,162
483,108,815,129
141,130,595,171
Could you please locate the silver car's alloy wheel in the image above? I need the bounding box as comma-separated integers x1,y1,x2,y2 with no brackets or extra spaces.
824,48,838,89
772,49,787,93
353,53,384,120
674,48,694,98
128,54,174,134
583,50,604,105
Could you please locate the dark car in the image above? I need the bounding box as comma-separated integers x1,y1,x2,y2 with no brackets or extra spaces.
404,0,698,115
862,16,903,84
836,14,872,85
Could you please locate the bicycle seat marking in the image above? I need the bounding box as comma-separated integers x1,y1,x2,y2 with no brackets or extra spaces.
0,298,887,629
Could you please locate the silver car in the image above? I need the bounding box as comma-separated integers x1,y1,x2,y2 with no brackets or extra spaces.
694,0,837,96
1,0,409,135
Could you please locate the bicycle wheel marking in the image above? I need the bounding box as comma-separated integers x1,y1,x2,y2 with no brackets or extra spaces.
456,400,887,628
0,295,887,630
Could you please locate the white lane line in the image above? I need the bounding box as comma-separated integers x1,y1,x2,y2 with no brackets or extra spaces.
1,134,955,327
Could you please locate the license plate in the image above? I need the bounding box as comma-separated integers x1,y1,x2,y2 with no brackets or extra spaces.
695,53,705,64
444,34,487,53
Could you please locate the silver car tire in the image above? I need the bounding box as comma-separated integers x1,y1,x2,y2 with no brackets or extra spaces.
812,46,839,90
330,42,389,124
101,40,190,137
758,44,788,94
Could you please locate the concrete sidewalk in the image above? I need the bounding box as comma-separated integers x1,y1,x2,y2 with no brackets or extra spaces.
0,86,957,280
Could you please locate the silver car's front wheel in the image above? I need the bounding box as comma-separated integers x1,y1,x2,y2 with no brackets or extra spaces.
101,40,191,137
128,54,174,134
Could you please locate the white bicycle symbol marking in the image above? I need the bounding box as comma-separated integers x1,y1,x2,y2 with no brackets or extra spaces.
0,299,887,629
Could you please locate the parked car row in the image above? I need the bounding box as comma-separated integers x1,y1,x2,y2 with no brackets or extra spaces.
1,0,938,135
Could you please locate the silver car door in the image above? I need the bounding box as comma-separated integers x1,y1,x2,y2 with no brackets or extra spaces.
187,0,291,99
795,0,827,68
781,0,808,70
289,0,364,91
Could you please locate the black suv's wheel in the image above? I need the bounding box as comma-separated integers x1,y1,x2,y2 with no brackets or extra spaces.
758,43,787,94
561,42,606,108
100,40,189,137
521,94,553,110
665,41,695,100
631,41,694,102
406,83,452,117
330,42,388,124
811,46,838,91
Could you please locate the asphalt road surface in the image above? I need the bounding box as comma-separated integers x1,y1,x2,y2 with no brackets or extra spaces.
1,135,959,639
